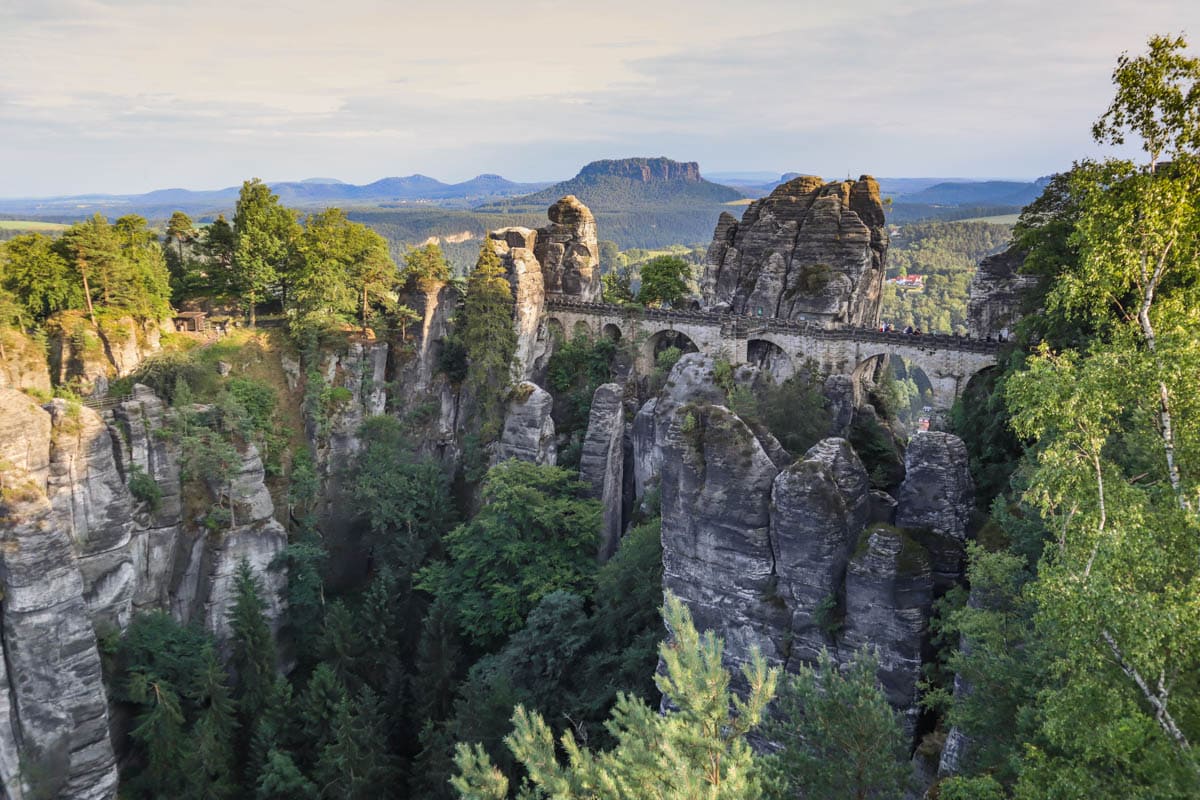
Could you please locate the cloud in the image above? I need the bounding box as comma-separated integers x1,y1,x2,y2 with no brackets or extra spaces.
2,0,1199,195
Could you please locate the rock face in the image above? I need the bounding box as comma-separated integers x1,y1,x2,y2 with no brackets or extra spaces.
497,382,557,466
660,403,789,671
770,439,869,667
46,314,167,396
895,432,973,592
0,390,119,800
0,328,52,394
534,196,601,301
700,175,889,326
966,247,1035,340
841,524,934,734
578,383,625,560
0,382,290,800
489,196,601,379
650,362,978,744
489,227,549,381
578,157,702,183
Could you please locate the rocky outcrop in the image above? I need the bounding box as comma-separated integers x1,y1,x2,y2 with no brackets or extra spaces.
44,399,137,631
842,524,934,734
895,432,973,592
649,359,977,743
770,439,869,667
700,175,888,326
966,247,1034,340
0,390,119,800
578,157,702,183
496,382,556,466
660,403,789,670
489,227,549,381
578,383,625,560
0,327,52,394
46,313,167,396
534,196,600,301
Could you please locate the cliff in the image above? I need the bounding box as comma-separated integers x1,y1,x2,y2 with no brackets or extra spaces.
966,247,1036,340
701,175,889,326
0,385,287,799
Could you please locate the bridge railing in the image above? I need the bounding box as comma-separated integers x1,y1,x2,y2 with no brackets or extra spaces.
542,297,1004,354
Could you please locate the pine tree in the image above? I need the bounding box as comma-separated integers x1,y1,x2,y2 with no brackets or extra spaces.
451,593,779,799
127,673,188,797
256,749,318,800
460,243,516,442
315,689,398,800
299,663,347,765
181,647,241,800
233,178,297,325
761,648,909,800
229,559,278,753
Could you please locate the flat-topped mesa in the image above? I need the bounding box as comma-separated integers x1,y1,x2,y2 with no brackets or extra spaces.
577,157,701,183
701,174,889,327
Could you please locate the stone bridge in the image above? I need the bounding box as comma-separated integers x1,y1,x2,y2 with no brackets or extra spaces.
543,298,1003,410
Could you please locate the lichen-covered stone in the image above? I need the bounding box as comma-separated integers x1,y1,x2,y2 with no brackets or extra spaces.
701,176,888,326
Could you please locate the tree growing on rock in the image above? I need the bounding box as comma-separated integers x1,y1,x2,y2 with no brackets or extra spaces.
233,179,299,325
636,255,693,307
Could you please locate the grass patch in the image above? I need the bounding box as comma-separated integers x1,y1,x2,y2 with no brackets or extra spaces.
0,220,70,231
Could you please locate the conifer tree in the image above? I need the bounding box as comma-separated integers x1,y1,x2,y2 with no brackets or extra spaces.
233,179,297,325
256,749,318,800
315,689,398,800
460,242,516,442
451,593,779,799
229,559,278,750
127,673,188,798
182,647,240,800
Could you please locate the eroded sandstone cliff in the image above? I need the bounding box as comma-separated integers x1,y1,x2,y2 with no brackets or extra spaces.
701,175,889,326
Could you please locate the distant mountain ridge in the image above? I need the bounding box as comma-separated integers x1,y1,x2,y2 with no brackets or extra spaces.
893,178,1052,206
0,174,554,218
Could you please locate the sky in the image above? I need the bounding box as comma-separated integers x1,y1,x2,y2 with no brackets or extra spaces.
2,0,1199,197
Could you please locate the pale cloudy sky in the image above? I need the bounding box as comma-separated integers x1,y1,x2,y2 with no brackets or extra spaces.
2,0,1198,196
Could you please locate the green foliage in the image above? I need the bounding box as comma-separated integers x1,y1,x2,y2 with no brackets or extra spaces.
291,207,397,330
0,232,80,322
403,242,452,287
460,243,517,442
546,333,617,466
229,560,278,732
636,255,693,306
350,415,456,570
256,749,318,800
127,464,162,512
419,460,601,648
881,220,1013,334
849,409,905,491
233,179,300,323
451,593,779,800
762,648,909,800
734,371,831,457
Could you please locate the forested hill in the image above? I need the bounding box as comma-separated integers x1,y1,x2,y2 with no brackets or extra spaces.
480,157,745,212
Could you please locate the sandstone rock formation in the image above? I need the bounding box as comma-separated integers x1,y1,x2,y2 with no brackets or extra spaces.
489,196,601,380
895,431,973,592
534,196,600,301
46,314,168,396
701,175,889,326
0,390,119,800
0,328,52,394
496,382,557,466
660,402,790,670
966,247,1036,340
649,356,977,744
842,523,934,734
0,381,290,800
578,383,626,560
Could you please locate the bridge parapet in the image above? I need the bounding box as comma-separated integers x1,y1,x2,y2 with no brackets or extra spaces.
543,297,1004,357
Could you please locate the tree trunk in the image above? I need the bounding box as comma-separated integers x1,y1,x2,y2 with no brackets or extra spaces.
248,302,256,328
361,285,369,333
80,260,97,327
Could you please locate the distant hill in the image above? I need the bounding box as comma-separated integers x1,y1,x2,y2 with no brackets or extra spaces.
482,157,744,212
0,174,554,219
894,178,1050,207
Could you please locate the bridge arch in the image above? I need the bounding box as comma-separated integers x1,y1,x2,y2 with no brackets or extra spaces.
602,322,623,341
747,338,795,382
853,349,957,419
545,317,565,342
573,320,593,340
643,328,699,371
